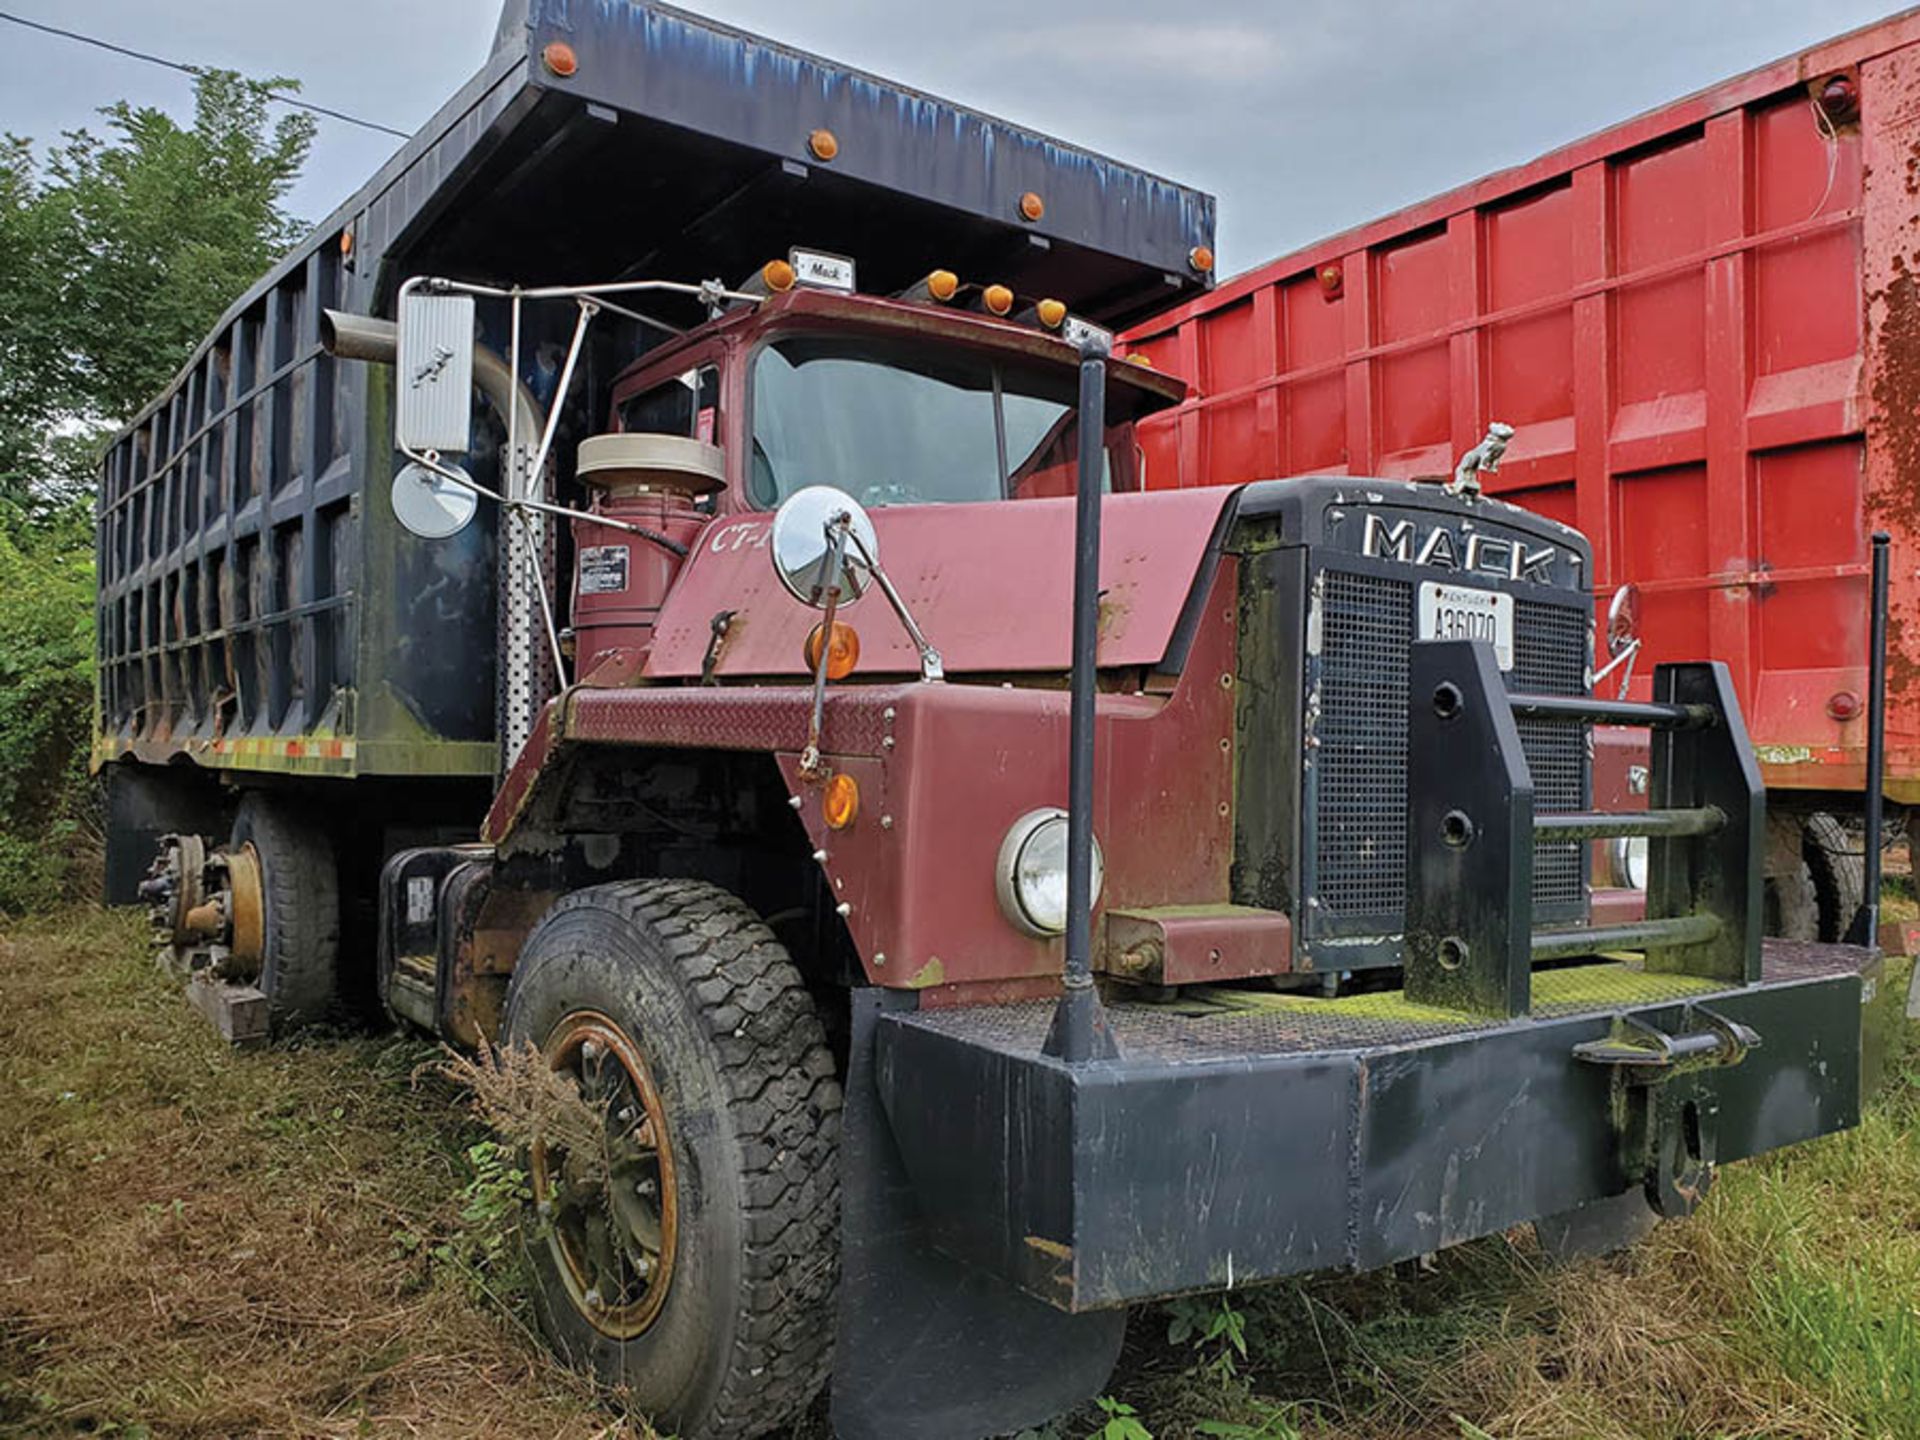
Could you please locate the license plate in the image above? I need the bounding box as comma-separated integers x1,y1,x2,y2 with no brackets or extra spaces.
1418,581,1514,670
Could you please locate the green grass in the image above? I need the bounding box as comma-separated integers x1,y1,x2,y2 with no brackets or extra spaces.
5,906,1918,1439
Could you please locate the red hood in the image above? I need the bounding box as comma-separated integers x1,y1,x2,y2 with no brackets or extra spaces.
642,488,1237,680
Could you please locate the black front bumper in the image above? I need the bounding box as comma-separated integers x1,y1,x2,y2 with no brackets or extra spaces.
873,942,1870,1312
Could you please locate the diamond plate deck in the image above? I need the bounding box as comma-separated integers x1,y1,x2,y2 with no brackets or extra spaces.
894,939,1871,1064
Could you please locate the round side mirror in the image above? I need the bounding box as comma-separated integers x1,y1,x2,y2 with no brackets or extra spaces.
1606,583,1641,658
770,485,878,608
392,460,478,539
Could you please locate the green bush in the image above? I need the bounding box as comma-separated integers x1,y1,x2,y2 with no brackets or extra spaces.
0,504,97,912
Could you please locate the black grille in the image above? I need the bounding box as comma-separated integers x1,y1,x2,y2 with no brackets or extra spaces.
1513,598,1589,909
1313,570,1587,921
1316,572,1413,916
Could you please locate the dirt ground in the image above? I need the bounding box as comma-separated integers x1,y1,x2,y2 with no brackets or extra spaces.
0,908,626,1439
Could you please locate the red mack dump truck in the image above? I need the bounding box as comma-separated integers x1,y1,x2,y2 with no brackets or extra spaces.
103,3,1880,1437
1121,7,1920,946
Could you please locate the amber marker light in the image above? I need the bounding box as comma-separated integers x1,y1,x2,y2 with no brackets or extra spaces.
982,284,1014,316
1018,191,1045,222
805,619,861,680
762,258,797,293
808,128,839,161
1035,298,1067,330
541,42,579,77
822,773,861,830
926,269,959,302
1189,245,1215,274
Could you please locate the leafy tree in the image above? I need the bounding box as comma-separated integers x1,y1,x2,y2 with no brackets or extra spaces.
0,135,78,499
2,70,313,509
0,71,313,908
47,70,315,428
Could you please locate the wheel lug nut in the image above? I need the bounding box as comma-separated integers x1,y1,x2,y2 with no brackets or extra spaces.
635,1178,656,1197
583,1288,603,1309
617,1106,635,1124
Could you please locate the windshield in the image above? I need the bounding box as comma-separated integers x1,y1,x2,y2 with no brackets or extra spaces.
748,335,1143,509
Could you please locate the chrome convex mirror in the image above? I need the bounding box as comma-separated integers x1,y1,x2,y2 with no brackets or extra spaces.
1595,582,1643,697
768,485,944,688
769,485,941,781
770,485,878,607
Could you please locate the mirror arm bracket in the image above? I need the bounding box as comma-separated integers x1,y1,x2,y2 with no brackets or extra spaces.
1592,635,1642,698
799,519,853,779
846,530,944,683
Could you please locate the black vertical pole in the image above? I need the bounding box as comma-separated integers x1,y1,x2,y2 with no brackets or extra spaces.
1850,531,1890,950
1043,339,1117,1063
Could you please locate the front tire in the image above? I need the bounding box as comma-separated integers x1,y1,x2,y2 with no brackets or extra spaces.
502,879,842,1439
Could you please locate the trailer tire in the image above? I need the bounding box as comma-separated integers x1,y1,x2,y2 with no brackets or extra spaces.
232,793,340,1034
502,879,841,1440
1803,811,1865,943
1765,812,1820,942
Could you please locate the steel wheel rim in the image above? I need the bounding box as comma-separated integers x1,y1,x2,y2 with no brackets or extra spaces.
535,1010,679,1338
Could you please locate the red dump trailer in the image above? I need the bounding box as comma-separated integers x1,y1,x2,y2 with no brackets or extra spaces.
1123,9,1920,939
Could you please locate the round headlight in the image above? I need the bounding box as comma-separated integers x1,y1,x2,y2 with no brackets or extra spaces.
995,808,1103,937
1608,834,1650,891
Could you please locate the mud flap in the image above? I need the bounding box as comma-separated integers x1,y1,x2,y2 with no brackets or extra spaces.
833,990,1126,1440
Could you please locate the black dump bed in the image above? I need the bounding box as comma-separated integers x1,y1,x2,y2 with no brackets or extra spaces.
94,0,1215,781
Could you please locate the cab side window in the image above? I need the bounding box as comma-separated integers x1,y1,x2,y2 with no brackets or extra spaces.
618,365,719,442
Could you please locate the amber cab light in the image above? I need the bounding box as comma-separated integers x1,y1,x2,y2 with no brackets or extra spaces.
926,269,959,302
982,284,1014,316
1035,298,1067,330
805,619,861,680
1189,245,1215,273
541,42,579,77
761,258,797,293
822,772,861,830
1018,191,1045,222
808,128,839,161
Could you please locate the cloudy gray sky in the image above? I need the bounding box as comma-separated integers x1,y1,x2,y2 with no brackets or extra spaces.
0,1,1904,275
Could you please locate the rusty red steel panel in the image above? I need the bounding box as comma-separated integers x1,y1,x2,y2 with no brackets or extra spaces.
1104,904,1293,987
483,699,560,844
1122,10,1920,803
643,486,1237,680
779,567,1242,990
